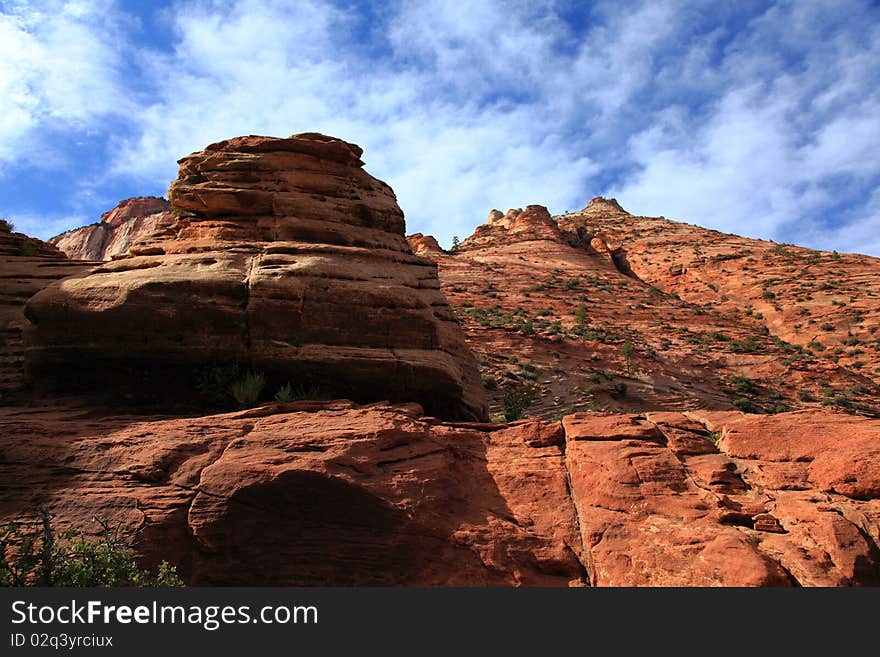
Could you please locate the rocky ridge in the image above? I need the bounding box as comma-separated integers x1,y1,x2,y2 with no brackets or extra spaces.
426,198,880,420
49,197,174,261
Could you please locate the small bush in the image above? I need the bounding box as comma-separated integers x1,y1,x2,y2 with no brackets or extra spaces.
1,510,182,587
481,374,497,390
503,384,538,422
230,371,266,407
0,218,13,232
732,397,756,413
275,383,327,402
729,336,762,353
620,339,635,373
574,303,587,328
728,375,757,395
195,362,241,408
275,382,296,402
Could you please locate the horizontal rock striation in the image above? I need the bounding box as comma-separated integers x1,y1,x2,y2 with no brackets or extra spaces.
0,228,93,401
24,134,487,421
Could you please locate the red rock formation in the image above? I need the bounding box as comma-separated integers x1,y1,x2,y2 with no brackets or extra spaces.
49,197,174,261
556,197,880,388
0,227,93,400
7,139,880,588
406,232,443,256
426,201,880,420
0,401,875,586
460,205,565,251
24,134,487,421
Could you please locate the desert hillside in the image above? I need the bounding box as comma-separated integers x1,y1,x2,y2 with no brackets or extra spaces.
418,200,880,421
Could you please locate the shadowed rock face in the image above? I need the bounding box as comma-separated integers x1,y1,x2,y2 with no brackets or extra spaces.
23,133,487,421
0,229,92,400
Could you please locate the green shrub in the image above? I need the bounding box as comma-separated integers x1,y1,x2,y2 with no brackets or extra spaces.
275,382,296,402
195,362,241,408
1,510,182,587
230,371,266,407
727,375,757,395
503,384,538,422
481,374,497,390
732,397,756,413
729,336,762,353
274,383,327,402
620,339,635,373
574,303,587,328
0,218,13,232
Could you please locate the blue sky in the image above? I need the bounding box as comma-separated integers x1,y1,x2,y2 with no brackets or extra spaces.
2,0,879,255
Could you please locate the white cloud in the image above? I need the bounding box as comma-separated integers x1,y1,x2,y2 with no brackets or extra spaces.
0,0,132,168
2,0,879,255
609,1,880,253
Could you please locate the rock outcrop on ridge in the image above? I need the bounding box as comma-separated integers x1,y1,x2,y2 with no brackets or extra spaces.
49,197,174,261
406,232,444,257
23,134,487,421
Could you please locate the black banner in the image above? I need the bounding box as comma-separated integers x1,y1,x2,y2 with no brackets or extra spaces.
1,587,877,653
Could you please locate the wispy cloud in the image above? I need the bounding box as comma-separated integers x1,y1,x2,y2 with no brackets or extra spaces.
1,0,879,255
0,0,134,168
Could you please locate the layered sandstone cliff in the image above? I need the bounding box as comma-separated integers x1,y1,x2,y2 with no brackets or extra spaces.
6,137,880,588
49,197,174,261
0,226,93,400
24,134,487,421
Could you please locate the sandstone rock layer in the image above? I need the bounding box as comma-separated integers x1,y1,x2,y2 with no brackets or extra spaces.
0,228,92,400
24,134,487,421
49,197,174,261
0,402,875,586
419,199,880,420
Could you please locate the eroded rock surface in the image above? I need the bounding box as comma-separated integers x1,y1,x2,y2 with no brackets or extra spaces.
24,134,487,421
420,199,880,420
49,197,174,261
0,228,93,400
0,403,875,586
